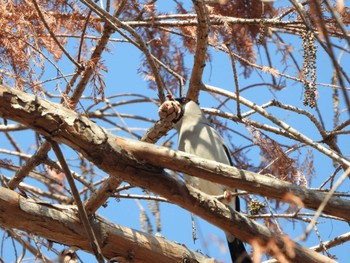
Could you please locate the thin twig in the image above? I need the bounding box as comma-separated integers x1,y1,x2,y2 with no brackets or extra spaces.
299,166,350,241
7,141,51,190
311,231,350,252
78,10,92,63
50,141,105,263
0,124,27,132
314,224,332,257
318,165,342,190
249,212,345,222
212,42,343,89
203,84,350,168
202,108,299,140
226,44,241,118
113,193,168,203
31,0,82,69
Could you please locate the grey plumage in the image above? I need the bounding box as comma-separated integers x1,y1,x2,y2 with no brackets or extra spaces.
174,99,251,263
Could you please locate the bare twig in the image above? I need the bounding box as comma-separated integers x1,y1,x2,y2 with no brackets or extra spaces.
85,176,121,214
226,44,241,118
7,141,51,190
313,224,331,257
114,193,168,203
30,0,82,70
299,166,350,241
77,10,92,63
311,231,350,252
50,141,105,263
249,212,344,222
203,84,350,168
202,107,299,140
0,124,27,132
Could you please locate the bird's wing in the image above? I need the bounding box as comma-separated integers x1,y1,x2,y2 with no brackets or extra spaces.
175,100,251,262
178,118,235,199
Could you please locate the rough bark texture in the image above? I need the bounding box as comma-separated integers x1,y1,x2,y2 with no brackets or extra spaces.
0,187,213,263
0,84,337,262
117,137,350,221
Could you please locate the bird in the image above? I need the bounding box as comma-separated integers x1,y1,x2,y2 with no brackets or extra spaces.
173,98,252,263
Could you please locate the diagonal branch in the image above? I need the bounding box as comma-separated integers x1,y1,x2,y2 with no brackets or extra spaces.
50,141,105,263
203,84,350,169
67,23,115,107
1,84,350,219
0,84,343,262
311,231,350,252
187,0,210,101
0,187,213,263
80,0,166,102
7,141,51,190
84,176,121,214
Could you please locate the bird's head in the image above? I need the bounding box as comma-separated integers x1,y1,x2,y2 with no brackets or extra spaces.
174,97,202,123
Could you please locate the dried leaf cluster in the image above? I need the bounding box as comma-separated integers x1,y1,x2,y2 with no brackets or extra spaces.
0,0,349,262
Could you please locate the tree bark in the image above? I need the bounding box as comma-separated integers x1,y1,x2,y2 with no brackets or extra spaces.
0,187,213,263
117,137,350,221
0,84,337,262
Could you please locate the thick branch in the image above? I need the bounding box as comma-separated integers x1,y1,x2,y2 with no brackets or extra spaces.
0,85,338,262
0,187,212,263
84,177,121,214
187,1,209,101
2,85,349,219
116,137,350,221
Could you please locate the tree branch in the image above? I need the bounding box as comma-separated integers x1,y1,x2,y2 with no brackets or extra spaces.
50,141,105,262
187,0,210,101
203,84,350,169
0,84,341,262
7,141,51,190
0,186,213,263
80,0,167,102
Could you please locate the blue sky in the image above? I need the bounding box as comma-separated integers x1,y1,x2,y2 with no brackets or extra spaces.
1,0,350,262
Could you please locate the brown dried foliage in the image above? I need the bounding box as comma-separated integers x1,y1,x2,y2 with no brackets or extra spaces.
250,129,308,186
308,2,350,36
122,1,189,95
0,0,101,90
208,0,276,77
123,0,278,93
250,234,295,263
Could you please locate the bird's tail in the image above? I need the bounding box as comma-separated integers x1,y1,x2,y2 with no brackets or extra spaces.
227,238,252,263
225,193,252,263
